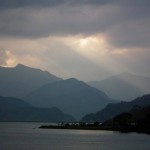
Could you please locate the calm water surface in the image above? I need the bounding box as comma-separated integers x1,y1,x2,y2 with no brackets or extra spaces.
0,122,150,150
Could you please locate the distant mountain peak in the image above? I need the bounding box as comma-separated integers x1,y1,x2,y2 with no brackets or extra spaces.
16,64,26,67
15,64,61,78
65,78,80,82
88,72,150,101
25,76,112,119
15,64,40,70
0,64,62,98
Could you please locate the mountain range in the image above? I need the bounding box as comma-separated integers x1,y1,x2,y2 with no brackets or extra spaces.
0,64,150,121
25,78,114,119
0,64,115,120
88,72,150,101
81,94,150,123
0,64,61,98
0,96,74,122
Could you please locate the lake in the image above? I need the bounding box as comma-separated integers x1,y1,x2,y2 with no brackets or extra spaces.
0,122,149,150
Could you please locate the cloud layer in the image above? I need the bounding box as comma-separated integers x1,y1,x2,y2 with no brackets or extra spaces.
0,0,150,48
0,0,150,80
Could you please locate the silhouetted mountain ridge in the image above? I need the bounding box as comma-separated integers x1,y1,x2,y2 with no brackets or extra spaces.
88,72,150,101
0,96,74,122
0,64,62,98
81,94,150,123
25,78,114,119
0,96,32,109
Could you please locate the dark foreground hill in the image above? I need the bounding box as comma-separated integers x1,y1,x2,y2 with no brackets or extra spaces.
81,94,150,123
25,78,115,119
0,64,61,98
0,96,74,122
88,72,150,101
101,105,150,134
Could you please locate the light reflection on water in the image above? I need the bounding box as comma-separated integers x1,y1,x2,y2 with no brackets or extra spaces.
0,122,149,150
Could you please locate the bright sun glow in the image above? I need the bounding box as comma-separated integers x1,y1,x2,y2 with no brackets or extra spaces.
5,50,17,67
79,39,88,47
76,36,109,58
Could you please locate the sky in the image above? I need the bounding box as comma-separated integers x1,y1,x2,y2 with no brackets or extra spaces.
0,0,150,81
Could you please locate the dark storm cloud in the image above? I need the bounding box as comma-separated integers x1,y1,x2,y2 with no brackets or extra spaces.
0,4,119,38
0,0,118,10
0,0,67,10
1,0,150,10
105,20,150,48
